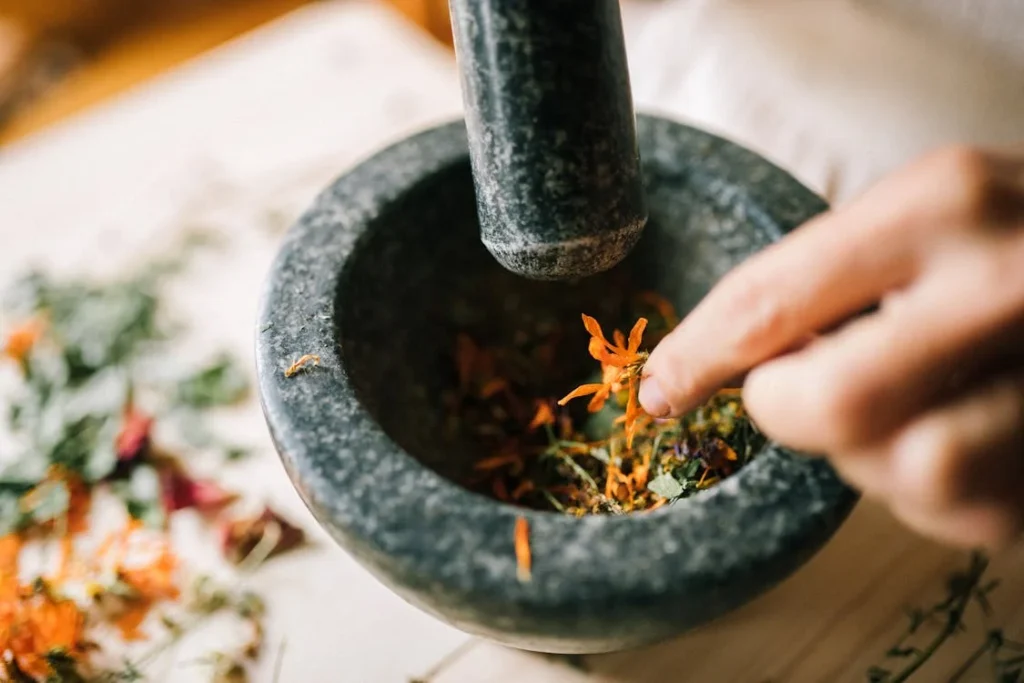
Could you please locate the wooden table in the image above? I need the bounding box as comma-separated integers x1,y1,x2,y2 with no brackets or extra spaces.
0,1,1021,681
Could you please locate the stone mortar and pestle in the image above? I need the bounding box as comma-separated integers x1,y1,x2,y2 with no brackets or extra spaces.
257,0,857,655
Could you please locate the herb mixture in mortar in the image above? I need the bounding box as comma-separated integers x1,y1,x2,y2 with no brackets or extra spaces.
446,293,766,515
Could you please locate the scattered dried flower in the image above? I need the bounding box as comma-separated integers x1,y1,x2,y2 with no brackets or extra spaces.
160,467,238,516
116,408,154,464
2,318,45,364
514,517,531,583
220,507,306,566
284,354,320,378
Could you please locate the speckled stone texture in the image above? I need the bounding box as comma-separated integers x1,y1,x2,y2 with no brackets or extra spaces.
449,0,647,281
256,116,858,655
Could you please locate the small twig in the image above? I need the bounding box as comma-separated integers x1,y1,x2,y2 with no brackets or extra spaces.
272,638,288,683
409,639,480,683
237,520,283,575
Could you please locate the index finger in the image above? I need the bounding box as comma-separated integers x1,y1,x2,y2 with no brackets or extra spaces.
639,185,924,417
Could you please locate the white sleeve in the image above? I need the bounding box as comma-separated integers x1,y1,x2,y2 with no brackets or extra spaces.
624,0,1024,204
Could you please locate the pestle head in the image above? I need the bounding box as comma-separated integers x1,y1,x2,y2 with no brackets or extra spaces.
449,0,648,281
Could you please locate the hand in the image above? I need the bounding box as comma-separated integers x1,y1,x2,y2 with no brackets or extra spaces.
639,145,1024,549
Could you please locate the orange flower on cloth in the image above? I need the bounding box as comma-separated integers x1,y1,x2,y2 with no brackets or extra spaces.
0,536,87,680
0,586,87,679
2,319,44,364
558,315,648,448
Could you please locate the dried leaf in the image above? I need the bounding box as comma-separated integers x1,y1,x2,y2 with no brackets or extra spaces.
220,507,306,566
647,474,683,499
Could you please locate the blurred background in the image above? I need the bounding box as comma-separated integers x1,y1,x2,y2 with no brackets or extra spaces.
0,2,1022,680
0,0,454,143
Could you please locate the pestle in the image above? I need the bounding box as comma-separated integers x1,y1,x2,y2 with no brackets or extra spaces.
449,0,648,281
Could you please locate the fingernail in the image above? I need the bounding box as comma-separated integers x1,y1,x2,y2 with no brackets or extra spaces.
639,376,671,417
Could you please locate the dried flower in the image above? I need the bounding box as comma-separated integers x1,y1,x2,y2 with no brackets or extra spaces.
514,517,531,583
283,355,320,378
527,402,556,431
160,467,238,516
2,318,45,364
559,315,648,447
116,409,153,464
0,581,87,678
220,507,306,566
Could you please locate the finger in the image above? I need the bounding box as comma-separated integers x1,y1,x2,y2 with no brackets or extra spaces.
742,267,1024,453
840,369,1024,549
639,174,931,418
640,145,1024,419
890,369,1024,511
889,502,1022,551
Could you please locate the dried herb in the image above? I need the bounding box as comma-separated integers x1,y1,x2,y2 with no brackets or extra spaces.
283,355,319,378
0,250,304,681
514,517,531,583
868,551,1022,682
446,294,764,515
175,355,250,408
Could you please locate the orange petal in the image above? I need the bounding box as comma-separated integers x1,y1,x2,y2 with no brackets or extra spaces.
589,341,631,367
586,385,611,413
479,378,508,399
528,402,556,430
3,318,44,363
511,480,535,500
475,453,522,471
613,329,627,349
514,517,532,582
624,376,641,449
581,314,609,346
558,383,604,406
627,317,648,353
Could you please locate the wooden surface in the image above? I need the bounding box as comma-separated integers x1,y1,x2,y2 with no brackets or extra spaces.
0,0,453,144
0,1,1021,681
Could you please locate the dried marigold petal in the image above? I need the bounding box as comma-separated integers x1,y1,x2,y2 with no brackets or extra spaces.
514,517,531,582
0,534,21,600
585,385,612,413
627,317,648,353
587,339,632,367
511,480,534,500
580,314,608,346
557,383,603,406
473,452,522,472
284,354,320,378
527,402,555,430
624,376,642,449
479,377,508,399
3,318,44,363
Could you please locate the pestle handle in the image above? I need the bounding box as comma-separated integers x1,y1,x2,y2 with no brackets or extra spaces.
449,0,648,281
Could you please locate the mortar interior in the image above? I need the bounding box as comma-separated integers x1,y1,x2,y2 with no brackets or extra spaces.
335,158,778,494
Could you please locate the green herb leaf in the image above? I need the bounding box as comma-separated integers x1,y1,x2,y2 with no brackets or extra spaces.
120,465,165,528
24,479,70,525
176,355,250,408
647,473,683,499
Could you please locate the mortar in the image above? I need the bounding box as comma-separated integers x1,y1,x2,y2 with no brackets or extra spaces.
256,116,857,654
